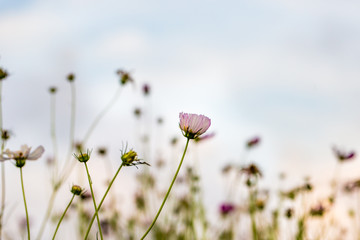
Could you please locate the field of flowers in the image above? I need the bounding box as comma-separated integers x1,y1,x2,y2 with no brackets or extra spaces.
0,65,359,240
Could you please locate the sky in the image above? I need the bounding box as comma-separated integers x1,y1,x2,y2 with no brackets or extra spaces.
1,0,360,238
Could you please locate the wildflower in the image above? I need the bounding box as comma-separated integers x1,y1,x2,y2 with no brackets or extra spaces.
71,185,84,196
0,67,8,80
246,136,260,148
49,87,57,94
134,108,142,118
285,208,293,218
310,203,327,217
121,149,149,167
332,146,355,162
73,149,92,163
179,112,211,139
1,129,10,141
142,83,150,96
0,145,44,168
157,117,163,125
241,163,262,178
220,203,235,216
97,147,107,156
116,69,133,85
67,73,75,82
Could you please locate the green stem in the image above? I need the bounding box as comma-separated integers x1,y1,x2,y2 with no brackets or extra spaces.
37,81,77,240
36,187,59,240
141,138,190,240
84,162,103,240
84,163,123,239
52,194,76,240
20,167,30,240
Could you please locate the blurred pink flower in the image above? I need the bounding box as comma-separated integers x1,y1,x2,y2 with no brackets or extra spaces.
0,144,44,161
179,112,211,139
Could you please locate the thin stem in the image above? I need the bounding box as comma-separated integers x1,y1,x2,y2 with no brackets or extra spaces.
36,82,76,240
141,138,190,240
0,80,4,239
20,167,30,240
36,188,58,240
84,163,124,239
50,93,59,178
84,162,103,240
52,194,76,240
82,87,122,145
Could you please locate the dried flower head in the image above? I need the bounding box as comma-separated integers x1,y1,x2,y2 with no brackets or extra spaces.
134,108,142,118
1,129,10,141
220,203,235,216
142,83,150,96
71,185,84,196
0,67,8,80
49,87,57,94
179,112,211,139
0,145,45,168
310,203,327,217
67,73,75,82
73,149,92,163
116,69,133,85
246,136,260,148
333,146,356,162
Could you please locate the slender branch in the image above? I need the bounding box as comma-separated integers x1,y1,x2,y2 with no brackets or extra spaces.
84,163,123,239
141,138,190,240
84,162,103,240
20,167,30,240
52,194,76,240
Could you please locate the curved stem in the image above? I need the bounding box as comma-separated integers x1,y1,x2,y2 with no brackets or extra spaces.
20,167,30,240
52,194,75,240
141,138,190,240
82,87,122,145
84,163,123,239
84,162,103,240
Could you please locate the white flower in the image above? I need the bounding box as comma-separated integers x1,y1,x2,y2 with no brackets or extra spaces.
179,112,211,139
0,145,44,161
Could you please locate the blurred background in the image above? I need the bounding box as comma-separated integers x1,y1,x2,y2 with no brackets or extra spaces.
1,0,360,239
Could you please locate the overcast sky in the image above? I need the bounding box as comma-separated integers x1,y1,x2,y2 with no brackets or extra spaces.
1,0,360,238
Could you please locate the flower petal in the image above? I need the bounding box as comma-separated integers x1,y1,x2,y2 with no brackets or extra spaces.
27,146,45,160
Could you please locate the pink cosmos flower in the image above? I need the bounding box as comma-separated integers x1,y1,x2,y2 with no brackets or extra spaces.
179,112,211,139
0,145,44,161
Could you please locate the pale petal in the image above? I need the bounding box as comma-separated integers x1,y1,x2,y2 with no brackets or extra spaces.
27,146,45,160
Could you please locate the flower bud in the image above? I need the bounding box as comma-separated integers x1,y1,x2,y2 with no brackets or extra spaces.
0,67,8,80
74,150,91,163
71,185,83,195
121,150,138,165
